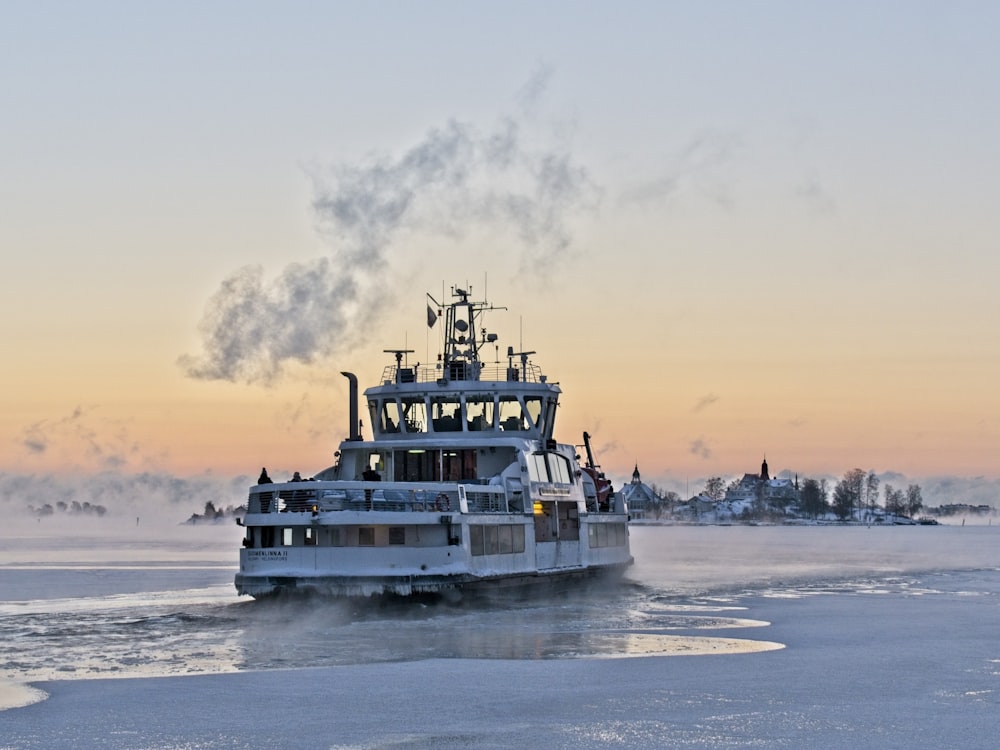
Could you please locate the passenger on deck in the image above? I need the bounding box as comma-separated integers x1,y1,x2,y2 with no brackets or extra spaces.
258,468,273,484
362,467,380,509
291,471,302,482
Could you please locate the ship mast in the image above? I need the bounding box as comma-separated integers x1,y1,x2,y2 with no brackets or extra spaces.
440,286,504,382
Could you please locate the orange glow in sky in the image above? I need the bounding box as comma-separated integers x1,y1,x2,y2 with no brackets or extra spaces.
3,4,999,510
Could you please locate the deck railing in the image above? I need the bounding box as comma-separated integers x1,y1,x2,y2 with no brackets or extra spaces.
247,481,519,515
378,361,545,385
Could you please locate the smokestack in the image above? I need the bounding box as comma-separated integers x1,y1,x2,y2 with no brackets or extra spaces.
341,372,361,441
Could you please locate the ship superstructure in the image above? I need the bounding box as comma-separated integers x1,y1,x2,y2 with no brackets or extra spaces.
235,287,632,598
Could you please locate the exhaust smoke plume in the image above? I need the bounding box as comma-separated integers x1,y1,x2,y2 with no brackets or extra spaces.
180,88,599,385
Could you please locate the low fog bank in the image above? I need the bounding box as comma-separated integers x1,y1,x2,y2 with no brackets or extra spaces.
0,470,252,536
628,524,1000,596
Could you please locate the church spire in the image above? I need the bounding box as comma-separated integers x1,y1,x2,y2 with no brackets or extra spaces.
632,464,641,484
760,455,769,481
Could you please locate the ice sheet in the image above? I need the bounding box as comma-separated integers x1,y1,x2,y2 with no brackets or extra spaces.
2,524,999,748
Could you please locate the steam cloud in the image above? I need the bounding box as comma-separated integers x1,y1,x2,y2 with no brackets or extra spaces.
180,86,599,385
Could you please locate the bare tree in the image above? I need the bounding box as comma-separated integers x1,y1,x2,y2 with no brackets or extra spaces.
906,484,924,517
800,478,829,518
884,484,905,516
703,477,726,501
865,471,880,521
833,468,865,520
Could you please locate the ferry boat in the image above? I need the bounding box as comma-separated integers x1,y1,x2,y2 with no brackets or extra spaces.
235,287,633,598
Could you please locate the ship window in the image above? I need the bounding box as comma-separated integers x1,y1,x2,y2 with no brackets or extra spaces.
469,524,526,556
470,525,484,555
378,400,400,434
395,449,440,481
304,527,316,546
549,454,571,484
466,396,495,431
527,452,572,484
512,525,525,553
537,397,557,435
484,526,499,555
401,397,427,433
260,527,275,548
498,396,525,431
358,527,375,546
431,396,462,432
528,454,549,483
388,527,405,545
281,528,293,546
329,528,342,546
524,397,543,429
588,523,626,548
497,524,513,554
442,449,477,481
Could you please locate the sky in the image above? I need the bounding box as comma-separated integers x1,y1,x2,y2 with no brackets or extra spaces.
3,1,1000,514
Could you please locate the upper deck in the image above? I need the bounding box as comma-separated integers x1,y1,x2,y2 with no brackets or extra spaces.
361,287,561,443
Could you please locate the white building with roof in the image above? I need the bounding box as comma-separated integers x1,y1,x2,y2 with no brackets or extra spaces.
619,465,663,520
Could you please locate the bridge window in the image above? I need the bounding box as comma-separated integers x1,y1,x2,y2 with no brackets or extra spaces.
401,397,427,433
498,396,526,431
524,396,543,429
466,395,495,431
431,396,462,432
377,399,400,433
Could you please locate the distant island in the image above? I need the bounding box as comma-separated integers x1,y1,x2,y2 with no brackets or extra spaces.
621,460,996,525
184,501,245,525
28,500,107,518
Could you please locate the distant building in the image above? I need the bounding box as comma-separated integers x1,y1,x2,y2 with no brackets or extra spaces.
724,456,800,512
619,464,663,520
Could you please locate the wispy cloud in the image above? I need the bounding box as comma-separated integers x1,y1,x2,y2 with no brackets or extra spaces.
180,70,599,386
793,170,837,215
515,60,554,115
689,438,713,460
17,407,139,471
692,394,719,413
619,130,741,209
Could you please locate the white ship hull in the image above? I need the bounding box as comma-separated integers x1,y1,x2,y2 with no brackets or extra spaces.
235,484,632,598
